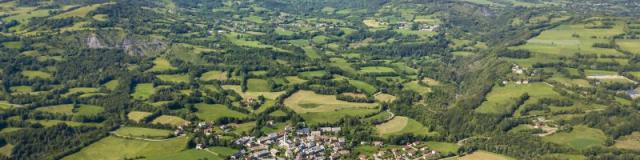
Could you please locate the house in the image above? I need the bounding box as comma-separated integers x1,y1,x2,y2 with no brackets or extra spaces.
297,128,310,135
252,150,270,158
196,144,205,150
310,131,322,137
220,125,231,130
373,141,384,147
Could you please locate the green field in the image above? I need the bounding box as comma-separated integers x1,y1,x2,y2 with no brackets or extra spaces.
402,80,432,94
543,125,606,150
425,141,460,154
195,103,249,122
617,39,640,54
21,70,53,80
376,116,433,137
64,87,99,97
275,27,295,36
514,21,625,56
148,147,237,160
0,101,21,110
359,66,395,74
222,85,284,100
157,74,191,83
348,79,377,94
35,104,103,115
114,127,173,139
200,71,227,81
247,79,270,92
614,132,640,151
104,80,119,90
284,90,378,113
476,83,559,115
131,83,155,100
128,111,152,123
151,115,188,126
63,136,188,160
299,71,329,79
10,86,33,94
459,150,515,160
52,3,112,19
147,58,177,72
28,120,101,127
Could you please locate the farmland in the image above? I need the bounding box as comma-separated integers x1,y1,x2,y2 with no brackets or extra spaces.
195,103,249,121
63,136,189,160
376,116,433,137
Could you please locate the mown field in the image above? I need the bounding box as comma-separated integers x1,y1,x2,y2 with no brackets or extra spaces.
375,116,434,137
35,104,103,116
114,127,173,139
543,125,607,150
476,83,559,115
195,103,249,121
63,136,189,160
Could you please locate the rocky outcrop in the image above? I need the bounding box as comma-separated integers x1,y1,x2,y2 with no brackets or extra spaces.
83,32,167,56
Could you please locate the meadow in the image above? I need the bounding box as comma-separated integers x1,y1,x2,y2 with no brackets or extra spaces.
103,80,119,90
247,79,270,92
21,70,53,80
543,125,607,150
613,132,640,151
131,83,154,100
35,104,104,116
348,79,377,94
459,150,515,160
222,85,284,100
195,103,249,122
157,74,191,83
359,66,395,74
63,87,99,97
200,71,227,81
147,58,177,72
151,115,188,126
284,90,378,113
376,116,433,137
298,71,328,79
63,136,189,160
114,127,173,139
425,141,460,154
128,111,152,122
476,83,559,115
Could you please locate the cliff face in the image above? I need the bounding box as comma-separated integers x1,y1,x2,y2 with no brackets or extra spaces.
84,32,167,56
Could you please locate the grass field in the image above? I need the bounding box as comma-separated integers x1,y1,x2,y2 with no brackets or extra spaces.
543,125,606,150
64,87,99,97
364,111,393,123
0,101,21,110
300,108,379,125
35,104,103,115
299,71,328,79
476,83,559,115
614,132,640,151
403,81,432,94
195,103,249,122
21,70,53,80
128,111,152,122
147,58,177,72
284,90,378,113
459,150,515,160
63,136,188,160
131,83,154,100
247,79,270,92
222,85,284,100
157,74,191,83
200,71,227,81
148,147,237,160
616,39,640,54
359,66,395,74
151,115,188,126
28,120,101,127
10,86,32,94
303,46,320,59
376,116,433,137
514,21,625,56
348,80,377,94
104,80,119,90
114,127,173,139
0,144,13,157
52,3,112,19
425,141,460,154
329,58,357,74
275,27,294,36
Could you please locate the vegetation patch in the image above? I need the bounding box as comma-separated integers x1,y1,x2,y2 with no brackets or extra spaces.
151,115,188,126
63,136,189,160
35,104,103,115
157,74,191,83
376,116,433,137
284,90,378,113
147,58,177,72
543,125,607,150
195,103,248,122
128,111,152,123
114,127,173,139
459,150,515,160
247,79,270,92
476,83,559,115
131,83,155,100
359,66,395,74
614,132,640,151
21,70,53,80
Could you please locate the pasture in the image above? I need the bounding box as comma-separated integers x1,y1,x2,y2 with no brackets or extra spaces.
359,66,395,74
476,83,559,115
284,90,378,113
52,3,113,19
128,111,152,123
147,58,177,72
376,116,433,137
403,81,432,94
348,80,377,94
104,80,119,90
21,70,53,80
63,87,99,97
195,103,249,122
425,141,460,154
614,132,640,151
28,120,101,127
298,71,328,79
514,21,625,56
114,127,173,139
200,71,227,81
247,79,270,92
459,150,515,160
157,74,191,83
222,85,284,100
131,83,154,100
617,39,640,54
543,125,606,150
35,104,103,116
151,115,188,126
63,136,189,160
